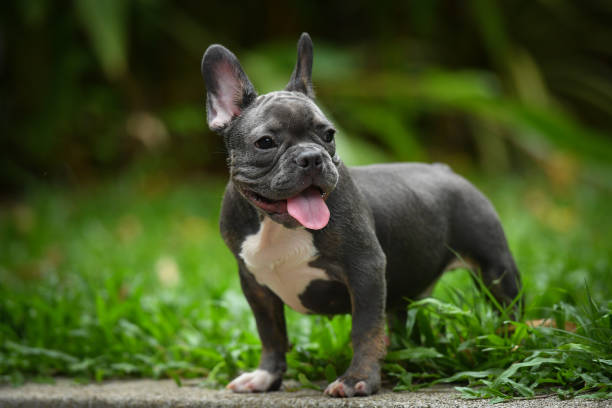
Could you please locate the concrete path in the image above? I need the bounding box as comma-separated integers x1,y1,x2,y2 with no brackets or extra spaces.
0,379,608,408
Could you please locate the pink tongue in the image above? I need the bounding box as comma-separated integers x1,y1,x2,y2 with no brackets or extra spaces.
287,187,330,230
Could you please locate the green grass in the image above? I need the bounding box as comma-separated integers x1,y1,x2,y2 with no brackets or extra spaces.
387,281,612,401
1,169,611,400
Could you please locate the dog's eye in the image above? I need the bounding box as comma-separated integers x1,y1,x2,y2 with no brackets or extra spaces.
323,129,335,143
254,136,277,149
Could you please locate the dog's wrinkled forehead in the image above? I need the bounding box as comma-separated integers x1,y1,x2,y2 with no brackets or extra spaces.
247,91,328,131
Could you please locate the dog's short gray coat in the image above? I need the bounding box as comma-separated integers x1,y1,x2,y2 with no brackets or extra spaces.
201,33,521,398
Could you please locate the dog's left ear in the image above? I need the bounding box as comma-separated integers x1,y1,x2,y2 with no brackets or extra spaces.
285,33,314,98
201,44,257,131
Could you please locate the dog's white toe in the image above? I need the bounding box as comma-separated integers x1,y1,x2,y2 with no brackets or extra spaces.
227,369,275,393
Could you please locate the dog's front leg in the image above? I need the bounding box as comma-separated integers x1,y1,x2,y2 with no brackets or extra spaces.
325,254,387,397
227,261,288,392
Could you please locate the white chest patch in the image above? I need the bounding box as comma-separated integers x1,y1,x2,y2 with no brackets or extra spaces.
239,217,329,314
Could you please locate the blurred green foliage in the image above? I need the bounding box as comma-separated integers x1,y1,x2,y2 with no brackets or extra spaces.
1,1,612,192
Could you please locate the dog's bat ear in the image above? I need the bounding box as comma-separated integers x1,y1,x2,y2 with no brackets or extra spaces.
285,32,314,98
201,45,257,131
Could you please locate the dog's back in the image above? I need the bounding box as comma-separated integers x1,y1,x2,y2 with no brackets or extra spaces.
350,163,520,308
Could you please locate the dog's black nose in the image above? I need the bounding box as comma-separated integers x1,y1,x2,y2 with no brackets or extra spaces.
296,150,322,169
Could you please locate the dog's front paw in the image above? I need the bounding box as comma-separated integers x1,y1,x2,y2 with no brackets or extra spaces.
324,374,380,398
227,369,281,393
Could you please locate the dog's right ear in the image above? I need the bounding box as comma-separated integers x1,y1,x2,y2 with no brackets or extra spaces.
201,45,257,131
286,33,314,98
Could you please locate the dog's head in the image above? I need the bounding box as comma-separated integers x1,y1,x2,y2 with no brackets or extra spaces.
201,33,340,230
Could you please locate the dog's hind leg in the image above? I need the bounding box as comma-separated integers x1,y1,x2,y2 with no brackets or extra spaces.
476,255,522,310
447,179,522,312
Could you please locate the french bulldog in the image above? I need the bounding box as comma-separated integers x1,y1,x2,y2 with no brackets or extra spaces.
201,33,521,398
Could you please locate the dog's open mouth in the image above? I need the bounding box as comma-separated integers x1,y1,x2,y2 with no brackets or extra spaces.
242,186,330,230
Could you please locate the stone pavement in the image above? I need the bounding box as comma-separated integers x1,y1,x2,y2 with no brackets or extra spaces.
0,379,608,408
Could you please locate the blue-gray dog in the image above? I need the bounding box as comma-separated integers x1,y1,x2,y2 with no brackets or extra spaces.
201,33,520,398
